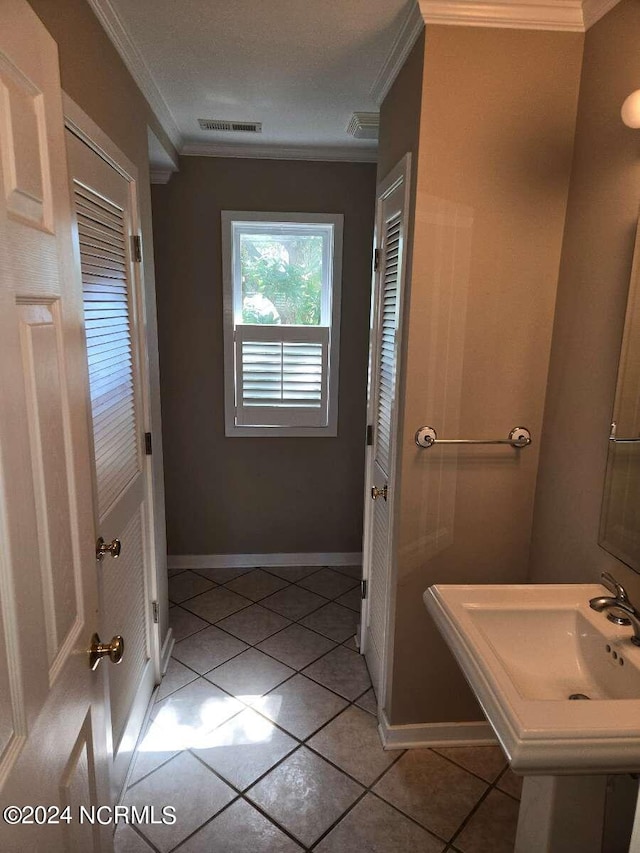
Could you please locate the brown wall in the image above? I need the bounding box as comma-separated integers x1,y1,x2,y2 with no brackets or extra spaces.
27,0,174,165
377,31,425,181
26,0,171,644
530,0,640,606
151,156,376,556
384,25,584,724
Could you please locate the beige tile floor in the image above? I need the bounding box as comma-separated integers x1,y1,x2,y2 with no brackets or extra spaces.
115,565,522,853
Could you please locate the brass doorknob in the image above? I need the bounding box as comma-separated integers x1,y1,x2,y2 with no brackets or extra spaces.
371,485,387,501
89,633,125,671
96,537,121,561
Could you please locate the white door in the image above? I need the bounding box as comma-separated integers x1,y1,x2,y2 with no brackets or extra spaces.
361,155,411,705
66,130,155,798
0,3,112,851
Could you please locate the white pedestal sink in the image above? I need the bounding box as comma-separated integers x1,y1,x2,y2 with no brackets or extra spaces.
424,584,640,852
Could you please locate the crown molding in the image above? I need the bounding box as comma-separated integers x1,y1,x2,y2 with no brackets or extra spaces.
582,0,622,29
86,0,182,149
418,0,622,31
181,141,378,163
150,168,175,184
371,0,622,110
370,2,425,105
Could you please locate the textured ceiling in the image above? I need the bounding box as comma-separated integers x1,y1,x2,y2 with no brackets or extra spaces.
109,0,414,157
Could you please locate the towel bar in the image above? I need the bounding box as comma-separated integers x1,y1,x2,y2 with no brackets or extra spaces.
415,426,531,449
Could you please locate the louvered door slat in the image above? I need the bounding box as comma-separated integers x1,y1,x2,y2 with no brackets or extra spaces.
79,233,126,255
75,182,139,517
83,278,128,292
86,335,130,359
76,199,124,230
374,213,401,476
85,320,130,339
91,381,134,419
89,353,133,382
96,449,139,512
92,400,135,443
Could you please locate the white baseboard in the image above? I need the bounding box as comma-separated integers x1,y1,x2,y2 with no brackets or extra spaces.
167,552,362,570
159,627,174,676
378,709,497,750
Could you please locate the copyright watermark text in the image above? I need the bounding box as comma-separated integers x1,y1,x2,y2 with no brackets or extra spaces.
3,805,176,826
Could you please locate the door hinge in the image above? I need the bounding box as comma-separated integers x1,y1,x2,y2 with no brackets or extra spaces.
366,424,373,446
144,432,153,455
152,601,159,624
132,235,143,263
361,579,368,600
374,248,380,272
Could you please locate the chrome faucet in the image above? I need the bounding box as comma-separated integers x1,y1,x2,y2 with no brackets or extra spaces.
589,572,640,647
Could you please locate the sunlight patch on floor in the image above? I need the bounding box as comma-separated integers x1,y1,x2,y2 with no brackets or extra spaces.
138,696,282,751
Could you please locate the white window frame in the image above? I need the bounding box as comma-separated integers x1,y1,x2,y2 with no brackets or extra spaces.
222,211,343,437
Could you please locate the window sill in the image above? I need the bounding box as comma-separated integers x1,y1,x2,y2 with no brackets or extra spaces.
224,424,338,438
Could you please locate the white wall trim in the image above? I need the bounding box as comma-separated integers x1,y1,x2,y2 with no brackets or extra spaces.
168,553,363,570
370,2,425,106
150,168,175,184
180,141,377,163
371,0,623,111
378,710,497,750
63,93,137,181
87,0,623,167
86,0,182,149
159,627,174,676
418,0,622,32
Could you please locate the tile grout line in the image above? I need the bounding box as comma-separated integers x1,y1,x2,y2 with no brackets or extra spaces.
137,706,422,847
147,643,366,765
134,601,373,791
174,569,359,639
147,567,514,852
151,566,465,850
170,589,359,657
445,767,521,851
445,784,495,850
128,821,163,853
305,748,414,851
168,574,364,701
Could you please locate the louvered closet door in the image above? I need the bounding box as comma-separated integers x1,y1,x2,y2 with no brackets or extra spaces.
66,130,153,797
363,158,409,701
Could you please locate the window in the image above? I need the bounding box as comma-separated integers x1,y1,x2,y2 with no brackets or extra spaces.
222,212,343,436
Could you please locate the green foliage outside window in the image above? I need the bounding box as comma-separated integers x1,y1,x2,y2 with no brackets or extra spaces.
240,234,323,325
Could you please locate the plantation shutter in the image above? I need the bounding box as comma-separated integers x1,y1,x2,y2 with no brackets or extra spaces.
374,212,401,476
235,324,329,427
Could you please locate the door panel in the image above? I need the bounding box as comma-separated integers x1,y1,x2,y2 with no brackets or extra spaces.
362,155,410,706
67,129,153,796
0,3,110,850
18,300,83,674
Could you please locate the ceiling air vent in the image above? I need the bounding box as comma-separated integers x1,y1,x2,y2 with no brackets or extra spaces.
198,118,262,133
347,112,379,140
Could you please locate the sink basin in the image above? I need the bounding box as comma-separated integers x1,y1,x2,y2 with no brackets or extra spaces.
424,584,640,774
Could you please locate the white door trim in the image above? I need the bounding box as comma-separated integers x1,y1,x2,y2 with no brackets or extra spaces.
62,93,162,683
361,153,412,713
